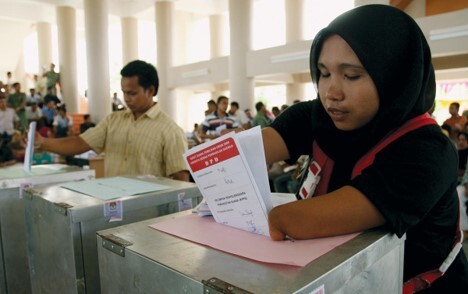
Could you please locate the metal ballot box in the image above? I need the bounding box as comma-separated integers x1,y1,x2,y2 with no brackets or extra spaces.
23,176,202,294
0,163,94,294
96,211,405,294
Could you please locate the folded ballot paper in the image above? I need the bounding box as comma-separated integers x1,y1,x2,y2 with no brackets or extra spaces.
184,126,274,236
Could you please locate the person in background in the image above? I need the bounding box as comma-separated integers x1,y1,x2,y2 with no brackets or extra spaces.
0,95,19,142
80,114,95,133
43,86,61,106
25,102,44,127
229,101,250,129
244,108,254,128
191,123,203,145
4,71,13,95
457,131,468,183
41,100,56,127
263,5,467,292
443,102,466,140
7,82,27,132
43,63,60,96
200,96,239,140
52,105,73,138
34,60,189,181
205,99,217,116
271,106,280,118
252,101,273,129
27,88,41,106
112,92,125,111
34,73,47,98
460,162,468,241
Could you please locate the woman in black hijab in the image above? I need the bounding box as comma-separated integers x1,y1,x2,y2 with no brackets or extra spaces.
263,4,468,293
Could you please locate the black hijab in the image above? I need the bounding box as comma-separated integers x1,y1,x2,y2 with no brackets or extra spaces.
309,4,435,163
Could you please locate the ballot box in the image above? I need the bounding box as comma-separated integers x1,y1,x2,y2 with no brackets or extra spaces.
23,176,202,294
0,163,95,294
96,210,405,294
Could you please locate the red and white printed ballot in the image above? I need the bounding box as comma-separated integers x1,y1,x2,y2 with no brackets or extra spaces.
184,126,273,236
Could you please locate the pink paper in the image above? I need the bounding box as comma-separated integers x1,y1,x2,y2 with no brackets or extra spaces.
150,213,359,267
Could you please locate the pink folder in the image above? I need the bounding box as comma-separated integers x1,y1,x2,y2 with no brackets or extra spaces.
150,213,359,267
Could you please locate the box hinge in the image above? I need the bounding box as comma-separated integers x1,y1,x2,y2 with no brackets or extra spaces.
202,277,253,294
100,234,133,257
53,202,73,215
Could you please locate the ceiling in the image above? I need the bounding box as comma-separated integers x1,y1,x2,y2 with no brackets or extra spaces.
1,0,467,83
0,0,229,75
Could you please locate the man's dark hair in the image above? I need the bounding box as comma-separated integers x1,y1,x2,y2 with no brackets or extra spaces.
255,101,264,112
120,60,159,96
217,96,228,104
207,99,216,106
451,102,461,110
230,101,239,108
84,114,90,120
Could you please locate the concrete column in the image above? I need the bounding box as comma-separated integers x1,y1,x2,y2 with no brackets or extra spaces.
210,14,225,58
121,16,139,65
155,1,177,118
286,74,306,104
285,0,304,43
84,0,111,123
36,22,53,74
285,0,305,105
15,53,27,91
229,0,255,112
56,6,79,113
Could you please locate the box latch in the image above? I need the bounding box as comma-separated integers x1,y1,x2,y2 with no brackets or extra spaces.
53,202,73,215
100,234,133,257
202,277,253,294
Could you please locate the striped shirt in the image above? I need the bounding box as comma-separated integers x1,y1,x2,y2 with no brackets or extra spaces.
202,112,239,133
80,104,188,178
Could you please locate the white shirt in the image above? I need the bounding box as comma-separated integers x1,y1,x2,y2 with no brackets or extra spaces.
25,106,43,121
230,110,250,126
0,107,19,135
53,114,73,128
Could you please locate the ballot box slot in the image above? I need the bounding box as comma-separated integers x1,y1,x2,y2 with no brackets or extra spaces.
100,234,133,257
202,277,253,294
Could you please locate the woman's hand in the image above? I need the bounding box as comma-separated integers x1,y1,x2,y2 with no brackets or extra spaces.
268,206,287,241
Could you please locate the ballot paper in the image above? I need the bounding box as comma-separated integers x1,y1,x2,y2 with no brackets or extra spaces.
184,126,273,236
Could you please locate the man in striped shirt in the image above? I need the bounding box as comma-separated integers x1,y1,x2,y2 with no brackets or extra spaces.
200,96,239,140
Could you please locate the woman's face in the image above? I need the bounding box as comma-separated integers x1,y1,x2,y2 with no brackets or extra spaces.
317,35,379,131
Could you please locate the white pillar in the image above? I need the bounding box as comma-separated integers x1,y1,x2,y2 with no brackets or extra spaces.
56,6,79,113
36,22,52,74
155,1,177,118
121,17,139,65
285,0,305,104
229,0,255,112
287,74,306,104
210,14,225,101
210,14,225,58
84,0,111,123
285,0,303,43
15,53,27,91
